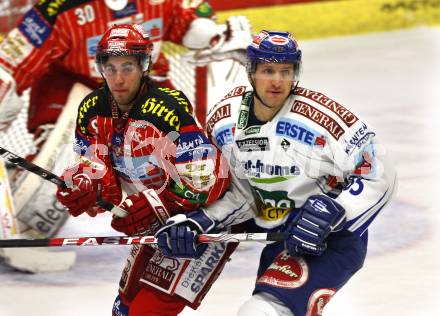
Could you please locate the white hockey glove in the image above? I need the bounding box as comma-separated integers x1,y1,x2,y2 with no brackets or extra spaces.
0,65,22,132
182,16,253,66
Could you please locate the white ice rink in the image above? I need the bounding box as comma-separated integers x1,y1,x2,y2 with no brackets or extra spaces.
1,26,440,315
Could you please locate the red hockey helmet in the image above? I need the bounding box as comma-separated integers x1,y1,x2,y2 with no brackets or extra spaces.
96,24,153,72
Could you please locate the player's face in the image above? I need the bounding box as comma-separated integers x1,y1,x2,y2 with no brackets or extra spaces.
253,62,294,111
102,55,143,107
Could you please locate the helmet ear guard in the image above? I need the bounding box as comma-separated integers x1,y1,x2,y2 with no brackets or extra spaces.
246,30,302,86
95,23,153,74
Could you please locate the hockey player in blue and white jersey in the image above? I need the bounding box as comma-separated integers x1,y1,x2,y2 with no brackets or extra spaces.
155,30,398,316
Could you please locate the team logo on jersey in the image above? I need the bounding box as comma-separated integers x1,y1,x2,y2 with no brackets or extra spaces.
291,100,345,140
244,125,260,136
295,87,358,127
237,91,253,129
343,122,375,154
141,97,181,131
236,137,270,152
215,123,235,147
158,87,191,113
176,131,215,162
176,242,227,296
253,188,294,221
0,29,34,67
276,118,327,147
281,138,290,151
243,159,300,182
18,9,51,48
77,95,99,133
257,250,309,289
206,103,231,134
143,250,182,292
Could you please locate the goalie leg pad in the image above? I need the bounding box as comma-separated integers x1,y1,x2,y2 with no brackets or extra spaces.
12,83,90,238
13,141,76,238
0,159,76,273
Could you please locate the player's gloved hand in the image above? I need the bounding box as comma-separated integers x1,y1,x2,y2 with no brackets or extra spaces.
111,189,170,236
183,16,253,66
155,209,215,259
56,163,104,217
284,195,346,256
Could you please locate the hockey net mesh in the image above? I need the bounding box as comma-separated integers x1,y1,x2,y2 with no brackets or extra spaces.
0,1,207,158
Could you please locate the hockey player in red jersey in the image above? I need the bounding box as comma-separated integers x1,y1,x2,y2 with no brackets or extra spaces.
55,23,234,315
0,0,252,242
0,0,251,133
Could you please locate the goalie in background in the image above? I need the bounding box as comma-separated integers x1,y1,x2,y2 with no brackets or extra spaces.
156,30,398,315
0,0,252,244
56,23,235,316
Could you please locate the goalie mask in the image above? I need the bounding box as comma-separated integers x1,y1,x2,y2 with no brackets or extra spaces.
96,24,153,74
246,30,302,89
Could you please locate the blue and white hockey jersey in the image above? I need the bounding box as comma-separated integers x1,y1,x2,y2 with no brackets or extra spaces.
202,85,397,236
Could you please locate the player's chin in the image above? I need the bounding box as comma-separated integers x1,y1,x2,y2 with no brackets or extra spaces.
264,98,284,109
265,94,286,105
114,96,130,105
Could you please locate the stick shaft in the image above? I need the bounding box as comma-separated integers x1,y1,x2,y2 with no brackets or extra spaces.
0,232,288,248
0,146,66,188
0,146,128,217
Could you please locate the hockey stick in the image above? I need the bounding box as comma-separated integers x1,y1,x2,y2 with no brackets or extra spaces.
0,232,288,248
0,159,76,272
0,146,128,217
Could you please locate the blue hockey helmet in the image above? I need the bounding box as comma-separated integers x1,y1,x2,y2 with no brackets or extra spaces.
246,30,302,85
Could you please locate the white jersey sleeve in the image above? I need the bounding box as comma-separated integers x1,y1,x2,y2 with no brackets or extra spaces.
201,148,258,230
291,87,398,236
331,120,398,235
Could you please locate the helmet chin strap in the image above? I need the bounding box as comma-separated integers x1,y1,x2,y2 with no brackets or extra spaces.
104,0,128,11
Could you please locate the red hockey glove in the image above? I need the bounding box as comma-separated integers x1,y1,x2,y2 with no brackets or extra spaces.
111,189,171,236
56,163,103,217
